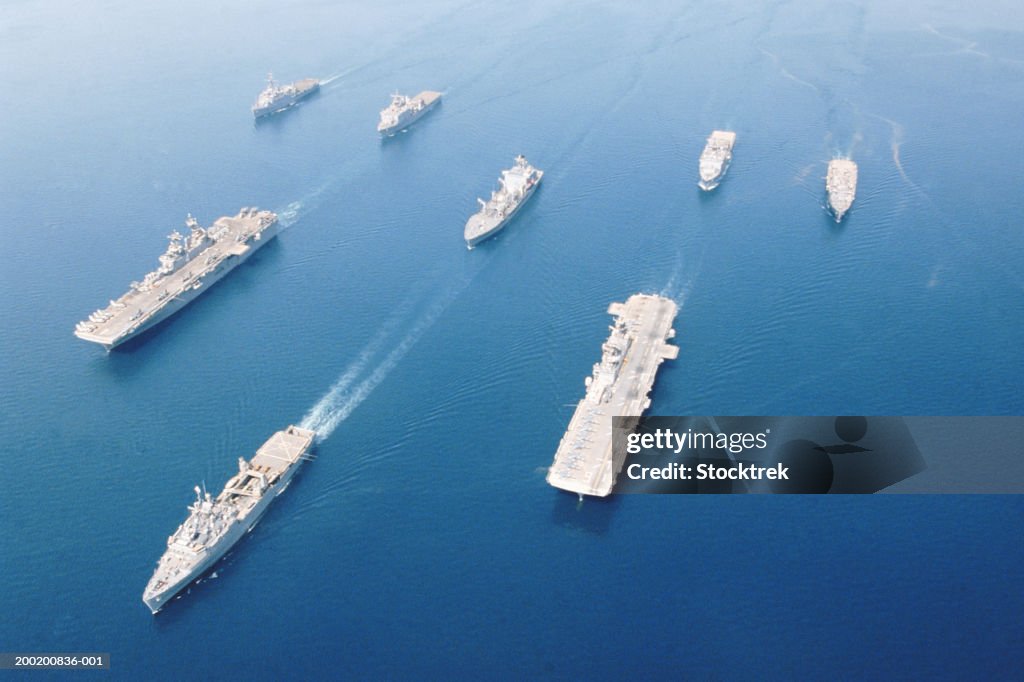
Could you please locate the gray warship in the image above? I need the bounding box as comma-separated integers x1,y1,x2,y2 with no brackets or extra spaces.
377,91,442,136
74,208,279,350
143,426,316,614
546,294,679,498
698,130,737,191
464,155,543,248
252,73,320,119
826,158,858,221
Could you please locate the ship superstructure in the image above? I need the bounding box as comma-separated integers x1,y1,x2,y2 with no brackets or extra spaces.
377,91,442,136
547,294,679,498
252,73,320,118
464,155,543,248
826,158,858,221
143,426,316,614
74,208,279,349
698,130,737,191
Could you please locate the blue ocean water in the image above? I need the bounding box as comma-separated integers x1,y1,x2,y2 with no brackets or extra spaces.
1,0,1023,677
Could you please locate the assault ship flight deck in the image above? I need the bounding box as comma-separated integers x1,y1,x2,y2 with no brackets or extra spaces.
547,294,679,498
143,425,315,614
826,158,858,221
252,73,320,119
698,130,736,191
377,91,442,136
74,208,278,350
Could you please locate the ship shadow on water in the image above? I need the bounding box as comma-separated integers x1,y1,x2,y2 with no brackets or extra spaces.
548,491,619,536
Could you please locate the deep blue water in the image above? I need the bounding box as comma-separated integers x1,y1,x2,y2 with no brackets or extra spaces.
2,0,1023,678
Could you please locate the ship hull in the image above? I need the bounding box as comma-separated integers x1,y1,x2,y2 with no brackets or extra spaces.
253,81,320,119
76,220,280,350
378,92,442,137
464,177,541,249
143,459,302,614
825,159,857,223
827,199,853,222
546,295,679,498
698,157,731,191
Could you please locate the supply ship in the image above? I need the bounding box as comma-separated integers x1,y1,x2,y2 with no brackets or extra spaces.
698,130,736,190
464,155,543,248
74,208,278,350
826,158,858,221
252,73,320,118
143,426,316,614
546,294,679,498
377,91,442,136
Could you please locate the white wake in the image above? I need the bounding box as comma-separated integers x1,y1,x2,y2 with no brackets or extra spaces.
298,276,470,443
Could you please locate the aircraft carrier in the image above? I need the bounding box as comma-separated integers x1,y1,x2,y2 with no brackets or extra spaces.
698,130,736,191
74,208,278,350
464,155,543,248
377,91,442,136
826,158,858,221
143,425,316,614
252,73,320,119
546,294,679,498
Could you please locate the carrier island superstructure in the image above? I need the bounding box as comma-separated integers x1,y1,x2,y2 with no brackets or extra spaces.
74,208,278,350
464,155,543,248
547,294,679,498
826,158,858,221
143,426,315,614
377,91,442,136
698,130,736,191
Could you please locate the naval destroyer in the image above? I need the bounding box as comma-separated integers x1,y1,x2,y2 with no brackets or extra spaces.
698,130,737,191
464,155,543,248
252,73,320,119
546,294,679,498
377,91,442,136
74,208,278,350
826,158,858,221
143,426,316,614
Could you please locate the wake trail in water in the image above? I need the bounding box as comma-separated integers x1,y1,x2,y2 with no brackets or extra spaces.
275,172,347,229
864,111,917,187
837,130,864,161
660,244,704,308
319,70,348,87
299,289,458,441
759,48,819,93
921,23,989,58
298,323,396,439
299,255,488,443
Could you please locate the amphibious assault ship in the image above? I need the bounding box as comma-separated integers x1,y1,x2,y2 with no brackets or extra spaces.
826,158,858,221
252,73,320,118
464,155,543,248
377,91,442,136
143,426,316,614
74,208,279,350
698,130,737,191
546,294,679,498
